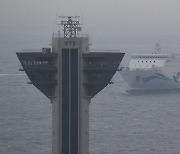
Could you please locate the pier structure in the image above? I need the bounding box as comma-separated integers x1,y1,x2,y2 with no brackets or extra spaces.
16,16,124,154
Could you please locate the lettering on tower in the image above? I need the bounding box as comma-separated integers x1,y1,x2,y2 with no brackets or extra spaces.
64,40,76,46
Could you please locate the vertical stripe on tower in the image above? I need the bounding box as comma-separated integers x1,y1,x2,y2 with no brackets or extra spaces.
70,49,78,154
62,49,70,154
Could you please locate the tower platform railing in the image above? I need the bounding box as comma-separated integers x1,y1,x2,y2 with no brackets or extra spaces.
52,32,90,38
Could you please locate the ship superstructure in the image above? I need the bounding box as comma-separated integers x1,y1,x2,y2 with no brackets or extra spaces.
120,53,180,90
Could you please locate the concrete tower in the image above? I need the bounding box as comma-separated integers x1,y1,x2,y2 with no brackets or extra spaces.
16,16,124,154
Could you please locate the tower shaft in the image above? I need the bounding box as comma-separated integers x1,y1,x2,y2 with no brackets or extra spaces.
51,37,90,154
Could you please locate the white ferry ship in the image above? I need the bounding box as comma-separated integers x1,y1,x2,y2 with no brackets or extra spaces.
120,53,180,91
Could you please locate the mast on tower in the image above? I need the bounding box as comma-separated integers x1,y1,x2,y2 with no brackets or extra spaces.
59,16,82,38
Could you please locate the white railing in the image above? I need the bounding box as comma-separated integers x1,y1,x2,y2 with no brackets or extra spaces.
90,49,121,53
21,49,42,53
52,33,90,38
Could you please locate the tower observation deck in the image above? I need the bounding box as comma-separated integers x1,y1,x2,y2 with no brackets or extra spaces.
16,16,124,154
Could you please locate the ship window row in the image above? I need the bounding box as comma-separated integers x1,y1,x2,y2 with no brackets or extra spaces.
138,61,156,63
30,73,53,81
21,60,55,67
134,56,167,58
88,73,110,81
87,60,119,68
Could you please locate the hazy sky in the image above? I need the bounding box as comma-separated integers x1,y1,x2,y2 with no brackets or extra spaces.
1,0,180,29
1,0,180,50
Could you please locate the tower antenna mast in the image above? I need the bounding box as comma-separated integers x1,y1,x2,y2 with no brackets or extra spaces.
59,16,82,38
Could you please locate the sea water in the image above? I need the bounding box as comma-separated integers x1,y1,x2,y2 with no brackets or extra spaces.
1,28,180,154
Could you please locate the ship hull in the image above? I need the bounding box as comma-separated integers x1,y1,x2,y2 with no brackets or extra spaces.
120,69,180,89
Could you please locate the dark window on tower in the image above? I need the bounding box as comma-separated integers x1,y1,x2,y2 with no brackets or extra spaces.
62,49,70,154
70,48,79,154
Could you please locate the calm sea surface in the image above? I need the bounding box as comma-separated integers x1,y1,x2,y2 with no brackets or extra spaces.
1,29,180,154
